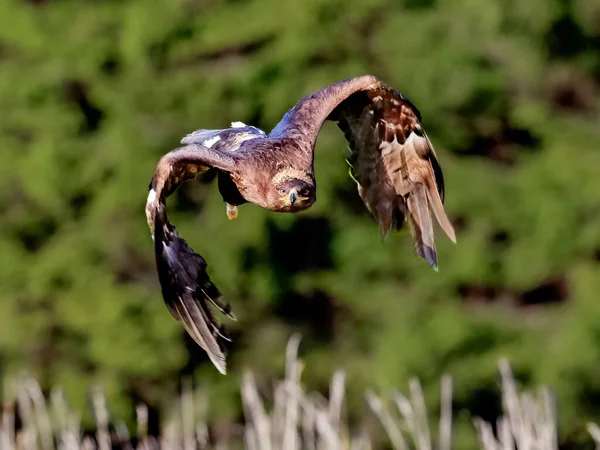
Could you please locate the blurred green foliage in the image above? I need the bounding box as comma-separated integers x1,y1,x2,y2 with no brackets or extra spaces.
0,0,599,447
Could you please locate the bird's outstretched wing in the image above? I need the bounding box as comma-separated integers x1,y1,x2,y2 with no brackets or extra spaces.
328,83,456,270
268,75,455,269
268,75,379,141
146,144,238,374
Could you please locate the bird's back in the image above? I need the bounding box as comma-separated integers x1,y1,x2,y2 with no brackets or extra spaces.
181,122,267,153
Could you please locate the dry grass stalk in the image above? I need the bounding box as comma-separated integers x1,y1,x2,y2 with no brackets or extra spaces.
366,374,453,450
474,359,558,450
0,340,597,449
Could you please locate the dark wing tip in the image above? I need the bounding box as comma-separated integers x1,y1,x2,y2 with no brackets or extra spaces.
153,214,233,375
417,245,438,271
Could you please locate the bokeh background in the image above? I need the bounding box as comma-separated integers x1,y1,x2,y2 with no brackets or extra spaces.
1,0,600,447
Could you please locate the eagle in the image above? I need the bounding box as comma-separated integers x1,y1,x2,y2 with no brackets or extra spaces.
145,75,456,374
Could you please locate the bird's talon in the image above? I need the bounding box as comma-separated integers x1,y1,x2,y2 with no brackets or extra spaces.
226,203,238,220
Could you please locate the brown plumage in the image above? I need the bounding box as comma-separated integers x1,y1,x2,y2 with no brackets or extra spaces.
145,75,456,374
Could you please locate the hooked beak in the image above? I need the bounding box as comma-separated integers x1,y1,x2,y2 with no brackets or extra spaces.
280,188,309,206
289,189,298,206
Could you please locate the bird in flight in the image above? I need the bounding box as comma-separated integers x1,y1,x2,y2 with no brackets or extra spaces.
145,75,456,374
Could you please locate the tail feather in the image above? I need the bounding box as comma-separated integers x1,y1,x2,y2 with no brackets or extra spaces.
153,204,232,374
376,130,455,270
200,283,237,320
424,176,456,244
405,184,438,270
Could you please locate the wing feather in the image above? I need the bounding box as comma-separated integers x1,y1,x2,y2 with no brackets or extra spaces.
182,125,266,152
407,183,437,270
328,83,456,269
153,209,230,373
146,144,239,374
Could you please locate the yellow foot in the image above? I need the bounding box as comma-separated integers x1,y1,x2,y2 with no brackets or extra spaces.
226,203,238,220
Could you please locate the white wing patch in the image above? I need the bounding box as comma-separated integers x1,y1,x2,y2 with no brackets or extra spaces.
231,121,247,128
203,135,221,147
147,189,157,205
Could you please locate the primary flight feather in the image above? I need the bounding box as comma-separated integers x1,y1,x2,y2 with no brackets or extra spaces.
145,75,456,374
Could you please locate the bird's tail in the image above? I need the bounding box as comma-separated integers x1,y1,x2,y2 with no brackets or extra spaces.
394,177,456,271
381,132,456,270
152,201,235,374
399,185,437,270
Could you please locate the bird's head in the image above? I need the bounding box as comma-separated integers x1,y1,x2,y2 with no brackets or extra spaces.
272,169,315,211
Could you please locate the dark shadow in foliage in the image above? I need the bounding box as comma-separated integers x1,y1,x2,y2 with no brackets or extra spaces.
551,80,594,113
458,67,509,116
549,67,598,114
560,432,598,450
264,217,335,309
518,276,569,307
124,378,162,441
266,217,335,277
403,0,436,10
15,214,57,252
238,245,267,313
456,365,532,435
545,5,600,60
69,192,92,220
169,35,275,72
149,24,274,72
451,67,542,165
272,289,343,342
457,283,499,304
565,372,600,449
63,80,104,134
241,246,261,273
307,50,347,68
245,217,340,343
114,244,156,285
148,24,195,71
458,275,569,307
458,386,502,430
194,36,274,63
441,324,520,372
544,1,600,119
100,53,120,76
459,116,542,166
450,214,469,236
490,230,510,246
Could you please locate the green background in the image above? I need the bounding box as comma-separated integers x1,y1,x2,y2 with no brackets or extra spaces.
1,0,600,447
